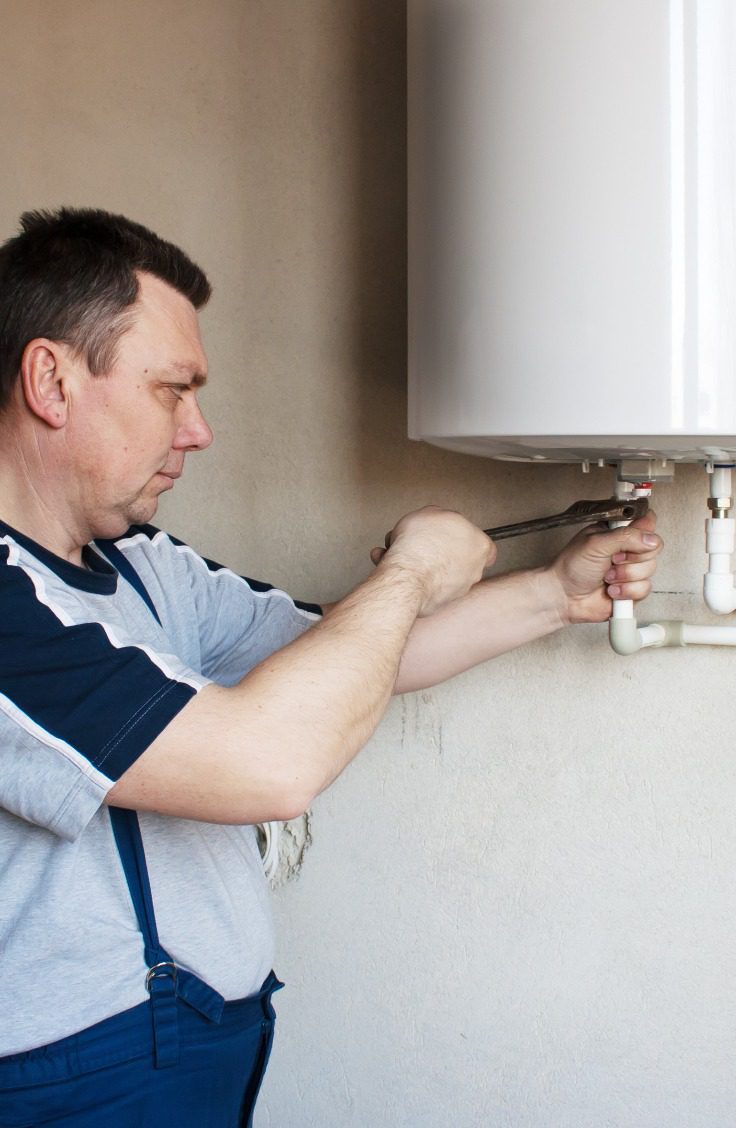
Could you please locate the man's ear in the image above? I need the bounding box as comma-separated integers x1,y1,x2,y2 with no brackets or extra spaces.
20,340,70,428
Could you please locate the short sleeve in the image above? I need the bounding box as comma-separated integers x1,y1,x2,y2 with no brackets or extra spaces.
0,550,206,840
111,527,323,687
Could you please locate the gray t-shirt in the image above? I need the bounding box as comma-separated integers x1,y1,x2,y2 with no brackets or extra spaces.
0,522,320,1055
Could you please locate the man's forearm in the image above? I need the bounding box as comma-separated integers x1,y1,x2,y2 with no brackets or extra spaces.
393,516,663,694
394,567,567,694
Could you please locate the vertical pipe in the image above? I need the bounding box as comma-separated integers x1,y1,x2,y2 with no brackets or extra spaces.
703,465,736,613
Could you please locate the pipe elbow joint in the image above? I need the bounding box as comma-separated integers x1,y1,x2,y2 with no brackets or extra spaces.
703,573,736,615
608,618,643,655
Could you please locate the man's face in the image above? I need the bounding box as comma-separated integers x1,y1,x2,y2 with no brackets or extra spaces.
66,272,213,541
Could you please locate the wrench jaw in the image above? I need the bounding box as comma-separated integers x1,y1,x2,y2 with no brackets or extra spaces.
563,497,650,522
484,496,650,541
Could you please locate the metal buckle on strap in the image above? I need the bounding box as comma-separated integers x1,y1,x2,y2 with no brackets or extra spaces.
146,961,178,991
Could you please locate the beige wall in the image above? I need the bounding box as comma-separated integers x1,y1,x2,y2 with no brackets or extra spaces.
2,3,735,1125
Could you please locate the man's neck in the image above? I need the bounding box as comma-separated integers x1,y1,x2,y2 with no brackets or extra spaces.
0,437,86,566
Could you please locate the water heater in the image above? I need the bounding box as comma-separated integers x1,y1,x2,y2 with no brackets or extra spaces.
408,0,736,466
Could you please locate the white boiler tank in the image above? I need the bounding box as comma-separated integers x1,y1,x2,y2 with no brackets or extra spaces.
408,0,736,465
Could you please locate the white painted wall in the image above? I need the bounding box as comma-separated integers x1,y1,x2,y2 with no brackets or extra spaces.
1,3,733,1125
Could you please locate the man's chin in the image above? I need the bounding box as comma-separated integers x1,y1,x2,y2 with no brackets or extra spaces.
129,496,161,529
116,495,161,536
85,494,159,543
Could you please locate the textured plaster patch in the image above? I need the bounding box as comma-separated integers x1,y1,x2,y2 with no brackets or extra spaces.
269,811,313,887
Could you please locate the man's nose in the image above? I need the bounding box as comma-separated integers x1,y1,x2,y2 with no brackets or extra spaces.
175,398,214,451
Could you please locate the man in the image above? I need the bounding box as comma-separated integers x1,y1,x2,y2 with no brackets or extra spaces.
0,208,661,1126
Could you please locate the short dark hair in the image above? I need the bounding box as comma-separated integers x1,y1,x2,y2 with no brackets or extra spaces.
0,207,211,411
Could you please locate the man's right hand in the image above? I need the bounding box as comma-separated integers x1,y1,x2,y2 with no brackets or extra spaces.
372,505,496,616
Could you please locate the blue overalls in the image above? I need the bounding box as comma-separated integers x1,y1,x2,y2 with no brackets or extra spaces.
0,546,283,1127
0,806,283,1127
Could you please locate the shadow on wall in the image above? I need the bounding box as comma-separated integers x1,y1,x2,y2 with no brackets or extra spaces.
345,0,602,573
349,0,408,438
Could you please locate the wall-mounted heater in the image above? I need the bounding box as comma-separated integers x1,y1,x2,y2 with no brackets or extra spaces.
408,0,736,653
408,0,736,466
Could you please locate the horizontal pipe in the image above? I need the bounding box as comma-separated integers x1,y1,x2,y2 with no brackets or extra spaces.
610,617,736,652
681,623,736,646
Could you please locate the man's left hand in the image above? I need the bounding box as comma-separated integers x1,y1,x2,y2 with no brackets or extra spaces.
547,512,663,625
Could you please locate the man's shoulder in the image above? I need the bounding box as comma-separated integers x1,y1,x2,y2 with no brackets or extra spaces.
104,527,322,618
111,525,223,580
99,525,187,568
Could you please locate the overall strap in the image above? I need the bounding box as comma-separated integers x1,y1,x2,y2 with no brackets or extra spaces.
109,809,225,1069
102,537,225,1067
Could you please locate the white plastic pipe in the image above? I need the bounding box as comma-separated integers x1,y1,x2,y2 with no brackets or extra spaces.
703,466,736,613
607,478,645,650
609,478,636,620
609,617,736,652
608,466,736,653
711,465,733,498
678,623,736,645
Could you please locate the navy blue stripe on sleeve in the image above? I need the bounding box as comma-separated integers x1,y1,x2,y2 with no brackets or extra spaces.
237,575,323,617
0,563,195,782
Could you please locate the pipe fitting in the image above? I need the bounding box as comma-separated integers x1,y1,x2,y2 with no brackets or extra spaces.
609,617,668,654
609,617,643,655
705,517,736,554
708,496,732,518
703,572,736,615
704,515,736,612
653,620,687,646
